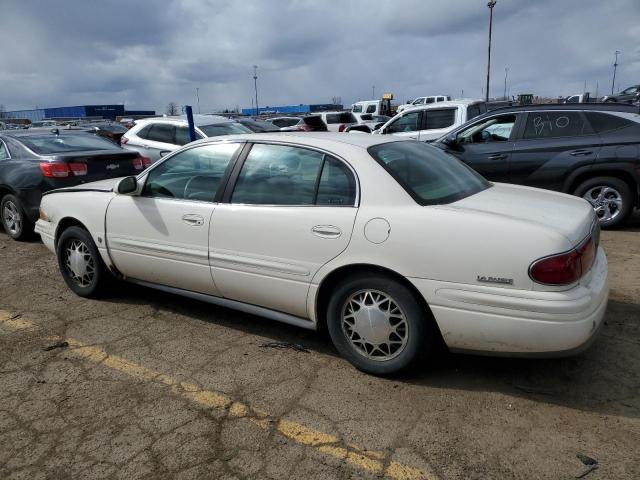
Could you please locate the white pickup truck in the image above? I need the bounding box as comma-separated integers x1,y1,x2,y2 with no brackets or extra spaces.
396,95,451,114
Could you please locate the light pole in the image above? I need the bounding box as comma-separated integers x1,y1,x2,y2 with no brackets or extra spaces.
372,85,375,99
195,87,200,114
503,67,509,100
253,65,259,116
485,0,496,103
611,50,620,95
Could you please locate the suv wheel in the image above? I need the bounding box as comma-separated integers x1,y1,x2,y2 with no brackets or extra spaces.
574,176,633,228
57,226,112,297
1,194,33,241
326,273,433,375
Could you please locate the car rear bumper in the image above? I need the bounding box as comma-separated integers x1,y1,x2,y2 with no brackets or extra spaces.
409,247,609,356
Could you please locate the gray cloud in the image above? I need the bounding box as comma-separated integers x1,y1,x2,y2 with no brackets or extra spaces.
1,0,639,114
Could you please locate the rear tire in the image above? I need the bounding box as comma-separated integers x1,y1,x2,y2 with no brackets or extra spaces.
326,273,433,375
573,176,633,228
56,226,112,297
1,194,34,241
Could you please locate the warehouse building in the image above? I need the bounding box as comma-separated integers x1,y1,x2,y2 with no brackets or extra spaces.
0,104,155,122
240,103,342,116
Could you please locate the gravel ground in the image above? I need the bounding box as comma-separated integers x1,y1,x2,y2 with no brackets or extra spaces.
1,213,639,479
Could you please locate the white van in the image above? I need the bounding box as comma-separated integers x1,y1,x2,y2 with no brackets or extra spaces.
375,99,486,142
351,100,393,117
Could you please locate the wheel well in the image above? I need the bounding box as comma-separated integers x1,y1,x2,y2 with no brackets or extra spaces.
315,264,441,337
54,217,89,247
0,186,12,200
568,170,639,206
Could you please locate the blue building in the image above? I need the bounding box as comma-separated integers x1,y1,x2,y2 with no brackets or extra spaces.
240,103,342,116
1,105,155,121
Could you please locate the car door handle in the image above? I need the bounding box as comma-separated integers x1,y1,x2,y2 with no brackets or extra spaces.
487,154,507,160
569,150,593,156
182,214,204,226
312,225,342,239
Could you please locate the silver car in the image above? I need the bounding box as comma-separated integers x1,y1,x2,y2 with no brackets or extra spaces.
121,115,252,162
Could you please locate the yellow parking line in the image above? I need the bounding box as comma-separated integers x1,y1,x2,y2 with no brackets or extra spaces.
0,312,433,480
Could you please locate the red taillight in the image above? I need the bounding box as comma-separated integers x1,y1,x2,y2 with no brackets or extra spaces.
529,235,596,285
40,162,70,178
297,124,312,131
68,163,87,176
121,137,129,144
142,156,152,168
338,124,347,132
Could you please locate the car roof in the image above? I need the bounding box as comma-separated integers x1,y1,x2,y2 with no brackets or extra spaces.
136,114,236,127
479,102,640,117
187,131,401,149
0,128,93,138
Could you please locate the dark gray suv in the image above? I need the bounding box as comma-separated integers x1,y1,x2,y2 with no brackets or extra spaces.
603,85,640,104
435,103,640,228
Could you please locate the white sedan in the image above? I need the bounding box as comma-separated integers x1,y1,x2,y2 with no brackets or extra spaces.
35,133,609,375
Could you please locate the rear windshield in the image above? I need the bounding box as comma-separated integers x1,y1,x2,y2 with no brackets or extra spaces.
368,141,490,205
199,122,253,137
326,113,356,124
97,124,127,133
20,134,120,154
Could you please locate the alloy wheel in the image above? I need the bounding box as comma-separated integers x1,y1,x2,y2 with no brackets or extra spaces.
2,200,22,236
341,289,409,361
582,186,623,223
64,240,96,287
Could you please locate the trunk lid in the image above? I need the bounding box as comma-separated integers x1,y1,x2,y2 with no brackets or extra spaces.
452,183,595,245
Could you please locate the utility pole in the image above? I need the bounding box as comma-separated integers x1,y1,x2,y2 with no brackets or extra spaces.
372,85,375,99
611,50,620,95
503,67,509,100
485,0,497,103
195,88,200,114
253,65,259,116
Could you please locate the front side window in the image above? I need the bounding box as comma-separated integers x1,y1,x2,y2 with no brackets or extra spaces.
143,143,239,201
414,98,426,105
585,112,633,133
146,123,176,144
424,109,456,130
622,86,638,95
0,141,8,160
457,114,517,143
522,111,589,139
352,105,363,113
387,112,420,134
231,144,356,206
369,141,490,205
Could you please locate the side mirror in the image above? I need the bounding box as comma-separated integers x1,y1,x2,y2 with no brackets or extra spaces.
442,134,458,148
159,150,170,157
117,176,138,195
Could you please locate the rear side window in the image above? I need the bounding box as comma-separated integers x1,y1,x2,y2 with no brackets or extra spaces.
466,104,486,121
424,109,456,129
316,157,356,206
175,126,200,146
366,105,376,113
231,144,356,206
199,123,252,137
325,113,354,124
585,112,634,133
146,124,176,144
522,112,590,139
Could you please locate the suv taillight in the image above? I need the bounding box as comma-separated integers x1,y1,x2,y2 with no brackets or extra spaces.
338,124,347,132
529,234,596,285
133,156,153,170
121,137,129,144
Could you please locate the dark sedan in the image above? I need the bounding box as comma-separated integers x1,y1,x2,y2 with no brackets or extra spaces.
0,130,149,240
435,103,640,227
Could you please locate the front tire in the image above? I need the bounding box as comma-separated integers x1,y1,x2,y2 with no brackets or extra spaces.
574,176,633,228
326,273,433,375
1,194,34,241
56,226,111,297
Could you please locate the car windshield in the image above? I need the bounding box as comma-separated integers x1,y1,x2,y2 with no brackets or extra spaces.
239,120,280,132
199,122,253,137
20,134,120,154
96,123,127,133
368,141,490,205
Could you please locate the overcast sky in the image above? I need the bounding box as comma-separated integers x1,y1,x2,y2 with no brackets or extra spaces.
1,0,639,113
